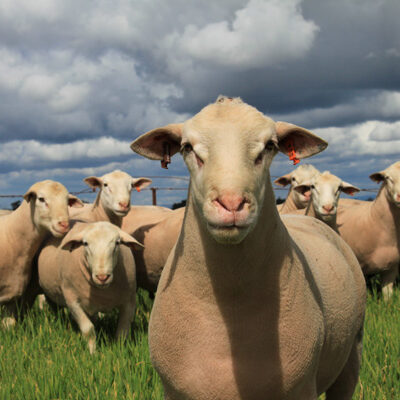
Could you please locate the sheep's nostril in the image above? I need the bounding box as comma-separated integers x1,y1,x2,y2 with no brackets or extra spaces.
96,274,110,283
216,195,246,213
119,202,129,210
58,221,69,230
322,204,334,213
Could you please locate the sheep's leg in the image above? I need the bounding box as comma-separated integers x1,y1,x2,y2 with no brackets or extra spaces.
325,330,363,400
381,265,398,301
115,298,136,340
1,302,18,329
67,300,96,354
37,294,47,310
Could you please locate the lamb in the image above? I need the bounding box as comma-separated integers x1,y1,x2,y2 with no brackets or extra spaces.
38,221,142,353
275,164,320,213
337,161,400,300
294,171,360,232
71,169,152,227
0,180,83,327
130,96,366,399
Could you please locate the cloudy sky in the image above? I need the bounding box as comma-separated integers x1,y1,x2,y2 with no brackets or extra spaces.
0,0,399,208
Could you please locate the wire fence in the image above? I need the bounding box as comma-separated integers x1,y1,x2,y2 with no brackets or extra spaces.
0,174,380,208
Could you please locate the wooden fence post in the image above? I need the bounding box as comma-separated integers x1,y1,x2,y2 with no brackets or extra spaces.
151,188,157,205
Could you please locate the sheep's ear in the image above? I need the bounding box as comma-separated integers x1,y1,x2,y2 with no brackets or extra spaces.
84,176,102,189
369,172,385,183
274,173,292,187
132,178,152,191
340,182,360,196
23,182,40,203
60,224,86,251
118,230,144,251
130,123,183,160
275,121,328,159
68,194,84,208
23,190,36,203
294,184,311,195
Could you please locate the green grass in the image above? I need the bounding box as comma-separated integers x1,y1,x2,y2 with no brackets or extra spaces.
1,289,399,399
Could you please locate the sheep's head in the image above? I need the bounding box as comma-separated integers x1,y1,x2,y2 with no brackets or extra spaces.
131,96,327,244
274,164,320,208
61,222,142,288
23,180,83,238
295,171,359,222
370,161,400,207
84,170,152,217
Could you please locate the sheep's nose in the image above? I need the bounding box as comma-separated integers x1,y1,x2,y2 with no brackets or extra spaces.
215,194,246,213
303,191,311,200
396,194,400,202
322,204,334,213
118,201,129,210
96,274,111,283
58,221,69,231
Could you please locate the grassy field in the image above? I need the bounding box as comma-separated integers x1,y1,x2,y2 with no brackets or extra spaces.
0,289,399,399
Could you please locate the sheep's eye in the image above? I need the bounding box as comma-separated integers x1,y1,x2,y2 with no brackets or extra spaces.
116,240,121,245
181,143,193,153
311,185,315,189
292,177,296,182
255,152,264,165
38,197,45,203
83,241,88,247
265,140,275,151
103,183,108,187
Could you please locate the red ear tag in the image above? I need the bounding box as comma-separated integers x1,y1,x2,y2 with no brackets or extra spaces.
286,139,300,165
136,187,141,193
161,142,171,169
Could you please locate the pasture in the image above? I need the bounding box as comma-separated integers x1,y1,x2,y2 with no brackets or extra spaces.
0,288,399,399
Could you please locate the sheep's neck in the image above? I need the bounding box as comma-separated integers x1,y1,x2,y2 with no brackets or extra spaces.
305,200,338,233
177,182,289,299
8,201,47,260
92,200,123,227
371,185,400,242
280,187,303,213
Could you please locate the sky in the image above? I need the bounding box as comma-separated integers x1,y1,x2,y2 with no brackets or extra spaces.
0,0,399,208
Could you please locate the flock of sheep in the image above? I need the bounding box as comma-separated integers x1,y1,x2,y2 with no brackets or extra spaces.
0,95,398,399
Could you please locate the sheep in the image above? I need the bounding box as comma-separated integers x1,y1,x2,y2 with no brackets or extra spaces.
132,207,185,293
294,171,360,232
274,164,320,213
71,169,152,227
0,209,11,216
38,221,142,353
130,96,366,400
0,180,83,328
337,161,400,300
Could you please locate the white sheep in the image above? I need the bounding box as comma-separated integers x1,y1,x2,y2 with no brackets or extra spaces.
337,161,400,300
71,169,152,227
38,221,142,353
130,95,366,400
0,180,83,328
130,207,185,293
274,164,320,213
294,171,360,232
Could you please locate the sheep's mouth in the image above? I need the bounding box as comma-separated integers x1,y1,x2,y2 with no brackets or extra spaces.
114,208,130,216
52,228,69,237
208,222,250,230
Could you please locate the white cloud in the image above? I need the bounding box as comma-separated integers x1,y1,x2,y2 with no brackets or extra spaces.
170,0,318,69
315,120,400,157
0,137,132,164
